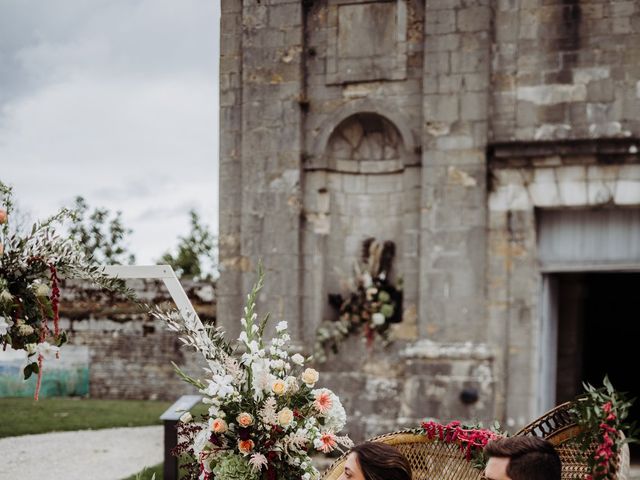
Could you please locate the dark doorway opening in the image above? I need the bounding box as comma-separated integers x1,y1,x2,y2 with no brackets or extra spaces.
555,272,640,460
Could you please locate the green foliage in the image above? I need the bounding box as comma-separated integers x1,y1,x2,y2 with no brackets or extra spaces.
159,210,216,280
211,453,259,480
571,376,638,480
1,183,135,379
0,398,172,438
68,196,136,265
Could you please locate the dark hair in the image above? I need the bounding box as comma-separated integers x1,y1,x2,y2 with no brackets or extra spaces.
350,442,412,480
484,437,561,480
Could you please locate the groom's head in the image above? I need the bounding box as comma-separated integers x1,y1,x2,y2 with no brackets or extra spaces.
483,436,561,480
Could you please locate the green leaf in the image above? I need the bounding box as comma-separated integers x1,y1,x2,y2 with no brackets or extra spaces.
23,362,39,380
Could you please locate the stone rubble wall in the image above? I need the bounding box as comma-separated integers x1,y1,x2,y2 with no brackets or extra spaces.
492,0,640,141
58,279,215,401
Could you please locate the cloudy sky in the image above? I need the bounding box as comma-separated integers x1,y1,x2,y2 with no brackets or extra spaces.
0,0,220,264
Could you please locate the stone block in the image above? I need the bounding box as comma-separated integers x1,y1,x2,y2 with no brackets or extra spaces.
425,33,461,52
450,49,490,74
457,6,491,32
426,9,456,35
425,95,459,122
268,3,301,28
586,78,615,103
424,51,450,74
460,92,488,121
516,100,538,127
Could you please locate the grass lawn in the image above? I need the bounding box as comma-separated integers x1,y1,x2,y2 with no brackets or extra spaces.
0,397,172,438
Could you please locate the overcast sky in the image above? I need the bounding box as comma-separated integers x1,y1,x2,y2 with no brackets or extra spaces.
0,0,220,264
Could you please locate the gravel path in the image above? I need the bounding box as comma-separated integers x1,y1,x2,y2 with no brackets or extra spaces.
0,426,163,480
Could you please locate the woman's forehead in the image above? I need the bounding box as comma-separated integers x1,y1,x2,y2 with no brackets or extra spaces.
345,452,359,467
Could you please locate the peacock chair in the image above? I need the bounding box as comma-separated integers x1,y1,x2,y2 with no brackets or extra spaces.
514,401,630,480
321,402,630,480
320,429,484,480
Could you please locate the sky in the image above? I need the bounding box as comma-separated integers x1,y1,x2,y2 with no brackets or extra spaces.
0,0,221,264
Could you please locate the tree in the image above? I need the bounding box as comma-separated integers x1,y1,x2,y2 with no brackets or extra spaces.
68,196,136,265
159,209,217,280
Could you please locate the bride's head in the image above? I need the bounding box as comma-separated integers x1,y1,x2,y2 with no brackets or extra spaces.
338,442,412,480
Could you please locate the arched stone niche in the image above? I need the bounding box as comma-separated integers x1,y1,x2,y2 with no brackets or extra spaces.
302,113,421,340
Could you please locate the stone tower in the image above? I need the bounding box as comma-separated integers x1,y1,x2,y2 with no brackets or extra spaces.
218,0,640,440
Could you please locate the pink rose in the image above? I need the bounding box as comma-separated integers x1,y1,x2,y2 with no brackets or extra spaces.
211,418,228,433
237,412,254,427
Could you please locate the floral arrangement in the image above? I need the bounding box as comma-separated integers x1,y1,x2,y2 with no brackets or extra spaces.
0,181,130,399
571,377,638,480
315,237,402,362
418,420,504,469
157,267,353,480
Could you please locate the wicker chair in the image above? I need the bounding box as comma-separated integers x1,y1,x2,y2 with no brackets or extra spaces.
515,401,630,480
321,402,630,480
320,429,483,480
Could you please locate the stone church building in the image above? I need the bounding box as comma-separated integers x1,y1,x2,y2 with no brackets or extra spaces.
217,0,640,440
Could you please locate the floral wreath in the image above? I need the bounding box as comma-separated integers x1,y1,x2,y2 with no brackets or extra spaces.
418,420,504,470
0,182,131,399
315,237,403,362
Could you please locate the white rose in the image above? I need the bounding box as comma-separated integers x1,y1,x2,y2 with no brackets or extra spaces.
372,312,386,326
301,368,319,386
277,407,294,427
179,412,193,423
0,290,13,303
291,353,304,366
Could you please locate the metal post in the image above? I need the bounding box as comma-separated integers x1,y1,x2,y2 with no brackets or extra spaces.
163,419,179,480
160,395,203,480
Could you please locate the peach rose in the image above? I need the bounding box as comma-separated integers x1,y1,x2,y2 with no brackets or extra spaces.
277,407,294,427
211,418,228,433
238,439,255,454
0,243,3,256
0,209,7,224
301,368,319,386
236,412,254,427
272,379,286,396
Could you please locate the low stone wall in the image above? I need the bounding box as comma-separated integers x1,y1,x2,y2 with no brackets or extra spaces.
58,278,215,401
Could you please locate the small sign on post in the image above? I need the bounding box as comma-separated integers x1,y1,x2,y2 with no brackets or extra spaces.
160,394,203,480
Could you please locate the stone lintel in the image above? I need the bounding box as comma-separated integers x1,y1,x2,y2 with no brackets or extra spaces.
488,138,640,168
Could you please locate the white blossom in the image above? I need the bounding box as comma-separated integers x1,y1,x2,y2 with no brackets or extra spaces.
249,452,268,472
205,374,235,398
36,342,60,360
0,316,13,336
275,320,288,332
372,312,386,326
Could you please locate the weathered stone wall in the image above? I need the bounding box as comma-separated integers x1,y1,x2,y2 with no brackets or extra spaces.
219,0,640,441
218,0,306,344
492,0,640,141
320,337,494,441
420,0,491,343
59,279,215,400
